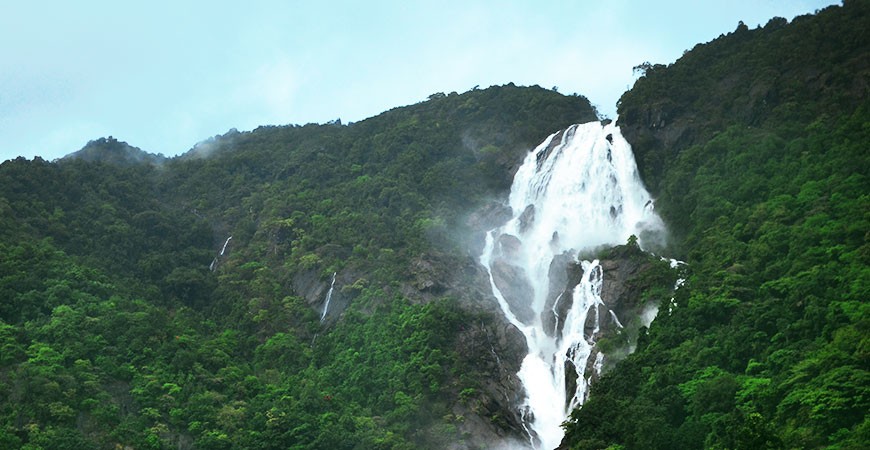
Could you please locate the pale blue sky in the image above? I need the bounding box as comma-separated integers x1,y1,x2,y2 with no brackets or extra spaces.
0,1,840,162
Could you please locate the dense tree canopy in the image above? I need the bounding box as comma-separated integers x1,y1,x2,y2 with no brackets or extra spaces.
0,85,596,449
562,2,869,449
2,3,868,448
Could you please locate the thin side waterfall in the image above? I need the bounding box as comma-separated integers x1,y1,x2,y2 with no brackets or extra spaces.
320,272,337,322
664,258,687,314
210,235,233,271
480,122,665,449
220,236,233,256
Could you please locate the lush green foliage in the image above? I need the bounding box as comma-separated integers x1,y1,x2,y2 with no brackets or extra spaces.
0,85,595,448
563,3,869,449
620,0,869,198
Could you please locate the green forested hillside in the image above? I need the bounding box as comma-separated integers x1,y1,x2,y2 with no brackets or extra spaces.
3,2,868,449
0,85,595,449
563,2,869,449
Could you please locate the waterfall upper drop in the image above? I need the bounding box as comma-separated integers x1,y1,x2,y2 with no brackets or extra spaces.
479,121,666,449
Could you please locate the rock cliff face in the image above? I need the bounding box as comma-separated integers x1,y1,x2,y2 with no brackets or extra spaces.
292,269,354,325
291,216,530,446
559,242,679,381
409,246,530,445
460,219,680,447
617,99,697,196
457,238,679,446
448,259,529,447
401,202,538,446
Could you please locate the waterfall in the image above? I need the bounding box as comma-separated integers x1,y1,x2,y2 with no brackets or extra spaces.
480,121,665,449
210,235,233,271
320,272,337,322
220,236,233,256
664,258,687,314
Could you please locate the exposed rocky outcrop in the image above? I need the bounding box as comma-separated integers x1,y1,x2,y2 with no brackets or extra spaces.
442,238,680,447
488,234,535,324
449,307,528,448
292,268,355,324
415,249,530,446
542,253,573,339
554,242,679,382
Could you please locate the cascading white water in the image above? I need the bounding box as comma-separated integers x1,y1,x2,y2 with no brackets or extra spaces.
320,272,337,322
480,121,665,449
663,258,686,315
209,236,233,271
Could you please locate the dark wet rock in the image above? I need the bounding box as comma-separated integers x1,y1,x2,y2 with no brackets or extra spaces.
409,256,446,293
490,259,535,324
465,201,513,232
292,269,330,308
553,242,678,368
496,234,523,258
433,253,529,447
292,268,355,324
542,253,573,338
463,201,513,257
517,204,535,233
534,125,579,171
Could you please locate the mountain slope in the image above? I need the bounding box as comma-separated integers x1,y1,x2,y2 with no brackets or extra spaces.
562,2,869,449
0,84,596,449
